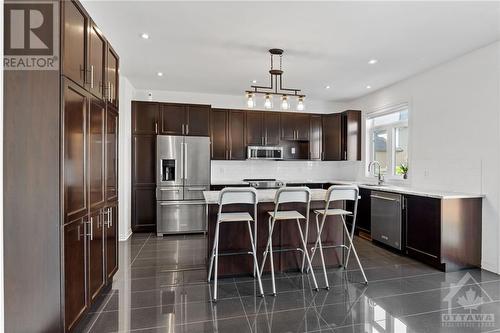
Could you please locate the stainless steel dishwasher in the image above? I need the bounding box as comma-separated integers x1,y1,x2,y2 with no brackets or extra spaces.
371,191,403,250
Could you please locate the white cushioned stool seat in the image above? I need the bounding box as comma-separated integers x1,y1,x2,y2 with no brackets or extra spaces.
313,209,352,216
218,212,254,222
267,210,305,220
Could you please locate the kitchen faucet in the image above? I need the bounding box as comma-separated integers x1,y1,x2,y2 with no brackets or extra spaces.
368,161,385,185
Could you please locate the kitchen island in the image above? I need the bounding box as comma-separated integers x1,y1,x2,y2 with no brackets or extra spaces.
203,189,346,277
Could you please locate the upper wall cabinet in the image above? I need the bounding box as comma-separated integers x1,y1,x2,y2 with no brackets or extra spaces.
246,111,280,146
210,109,246,160
88,23,106,100
132,102,159,135
281,113,309,141
309,115,322,160
106,46,119,108
322,110,361,161
62,0,88,88
160,103,210,136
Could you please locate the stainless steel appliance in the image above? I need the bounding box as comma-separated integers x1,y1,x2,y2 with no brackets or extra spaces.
243,178,285,189
247,146,284,160
156,135,210,235
371,191,403,250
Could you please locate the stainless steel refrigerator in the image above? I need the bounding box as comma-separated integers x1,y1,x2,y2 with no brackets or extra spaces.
156,135,210,235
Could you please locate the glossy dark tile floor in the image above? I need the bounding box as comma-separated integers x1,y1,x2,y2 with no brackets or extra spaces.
76,233,500,333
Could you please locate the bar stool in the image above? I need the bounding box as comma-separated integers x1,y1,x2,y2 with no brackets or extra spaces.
309,185,368,289
260,187,319,295
207,187,264,301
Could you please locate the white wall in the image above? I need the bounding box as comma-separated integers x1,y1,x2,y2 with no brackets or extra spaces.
134,89,345,114
347,41,500,273
118,76,135,241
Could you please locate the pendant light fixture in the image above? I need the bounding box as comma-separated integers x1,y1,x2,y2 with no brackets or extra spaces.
245,48,305,111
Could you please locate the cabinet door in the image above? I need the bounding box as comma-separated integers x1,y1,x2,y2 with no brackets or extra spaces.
132,101,159,135
132,187,156,232
280,113,296,140
229,110,246,160
105,204,118,281
210,109,228,160
343,110,361,161
106,46,119,108
405,195,441,260
295,114,310,141
63,82,88,223
322,114,342,161
105,109,118,202
309,115,322,160
160,104,185,135
62,0,88,87
357,188,371,232
88,23,106,100
88,210,104,302
264,112,280,146
246,112,263,145
132,135,156,186
89,98,105,209
64,218,87,332
186,105,210,136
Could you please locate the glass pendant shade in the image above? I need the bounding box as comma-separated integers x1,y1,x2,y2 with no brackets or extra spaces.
246,93,255,108
281,95,289,110
297,96,305,111
264,94,273,109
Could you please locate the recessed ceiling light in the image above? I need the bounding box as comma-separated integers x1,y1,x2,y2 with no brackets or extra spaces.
325,85,331,89
252,80,257,84
368,59,378,64
157,72,163,77
366,85,372,89
141,33,149,39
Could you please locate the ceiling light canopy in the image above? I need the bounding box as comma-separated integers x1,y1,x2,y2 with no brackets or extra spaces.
245,48,305,111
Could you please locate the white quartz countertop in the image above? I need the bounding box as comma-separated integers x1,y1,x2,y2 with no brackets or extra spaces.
210,179,484,200
203,188,328,204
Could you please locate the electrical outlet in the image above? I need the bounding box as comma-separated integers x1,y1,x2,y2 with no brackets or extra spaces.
291,147,296,154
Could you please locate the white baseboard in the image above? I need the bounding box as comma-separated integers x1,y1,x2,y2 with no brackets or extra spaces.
119,229,133,242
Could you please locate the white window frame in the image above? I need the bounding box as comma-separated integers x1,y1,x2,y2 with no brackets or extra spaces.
366,103,409,180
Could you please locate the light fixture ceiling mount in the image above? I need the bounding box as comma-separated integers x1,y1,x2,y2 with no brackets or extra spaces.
245,48,305,110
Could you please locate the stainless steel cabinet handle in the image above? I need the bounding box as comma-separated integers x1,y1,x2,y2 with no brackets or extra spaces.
186,124,189,135
109,208,112,227
90,65,94,88
88,217,93,240
370,194,397,201
160,188,181,191
187,187,206,191
155,122,158,134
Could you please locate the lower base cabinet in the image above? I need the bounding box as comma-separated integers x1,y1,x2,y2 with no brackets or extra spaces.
64,204,118,331
132,186,157,232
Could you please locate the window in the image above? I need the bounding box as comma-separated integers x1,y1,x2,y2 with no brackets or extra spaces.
366,103,409,179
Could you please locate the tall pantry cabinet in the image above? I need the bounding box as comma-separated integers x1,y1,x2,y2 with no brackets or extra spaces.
61,0,119,331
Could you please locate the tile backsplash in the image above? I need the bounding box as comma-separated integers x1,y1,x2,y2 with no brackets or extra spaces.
211,160,363,183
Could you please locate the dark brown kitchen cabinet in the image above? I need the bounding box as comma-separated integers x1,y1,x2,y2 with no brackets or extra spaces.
63,82,88,223
187,104,211,136
87,210,104,303
160,103,210,136
132,101,159,135
62,0,88,88
210,109,228,160
228,110,246,159
88,23,106,100
64,218,87,332
246,111,280,146
322,113,342,160
89,98,105,210
105,108,118,202
105,203,118,281
309,115,322,160
342,110,362,161
281,113,309,141
405,195,441,263
132,187,157,232
357,188,371,233
106,46,119,108
132,135,156,186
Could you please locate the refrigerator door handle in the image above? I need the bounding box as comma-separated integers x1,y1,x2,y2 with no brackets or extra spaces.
184,142,188,181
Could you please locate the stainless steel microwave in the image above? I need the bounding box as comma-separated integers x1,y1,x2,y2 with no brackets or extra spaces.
247,146,284,160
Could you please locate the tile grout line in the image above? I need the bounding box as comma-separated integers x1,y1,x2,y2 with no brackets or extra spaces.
233,281,254,333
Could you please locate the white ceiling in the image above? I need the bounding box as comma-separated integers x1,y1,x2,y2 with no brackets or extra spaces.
82,1,500,102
